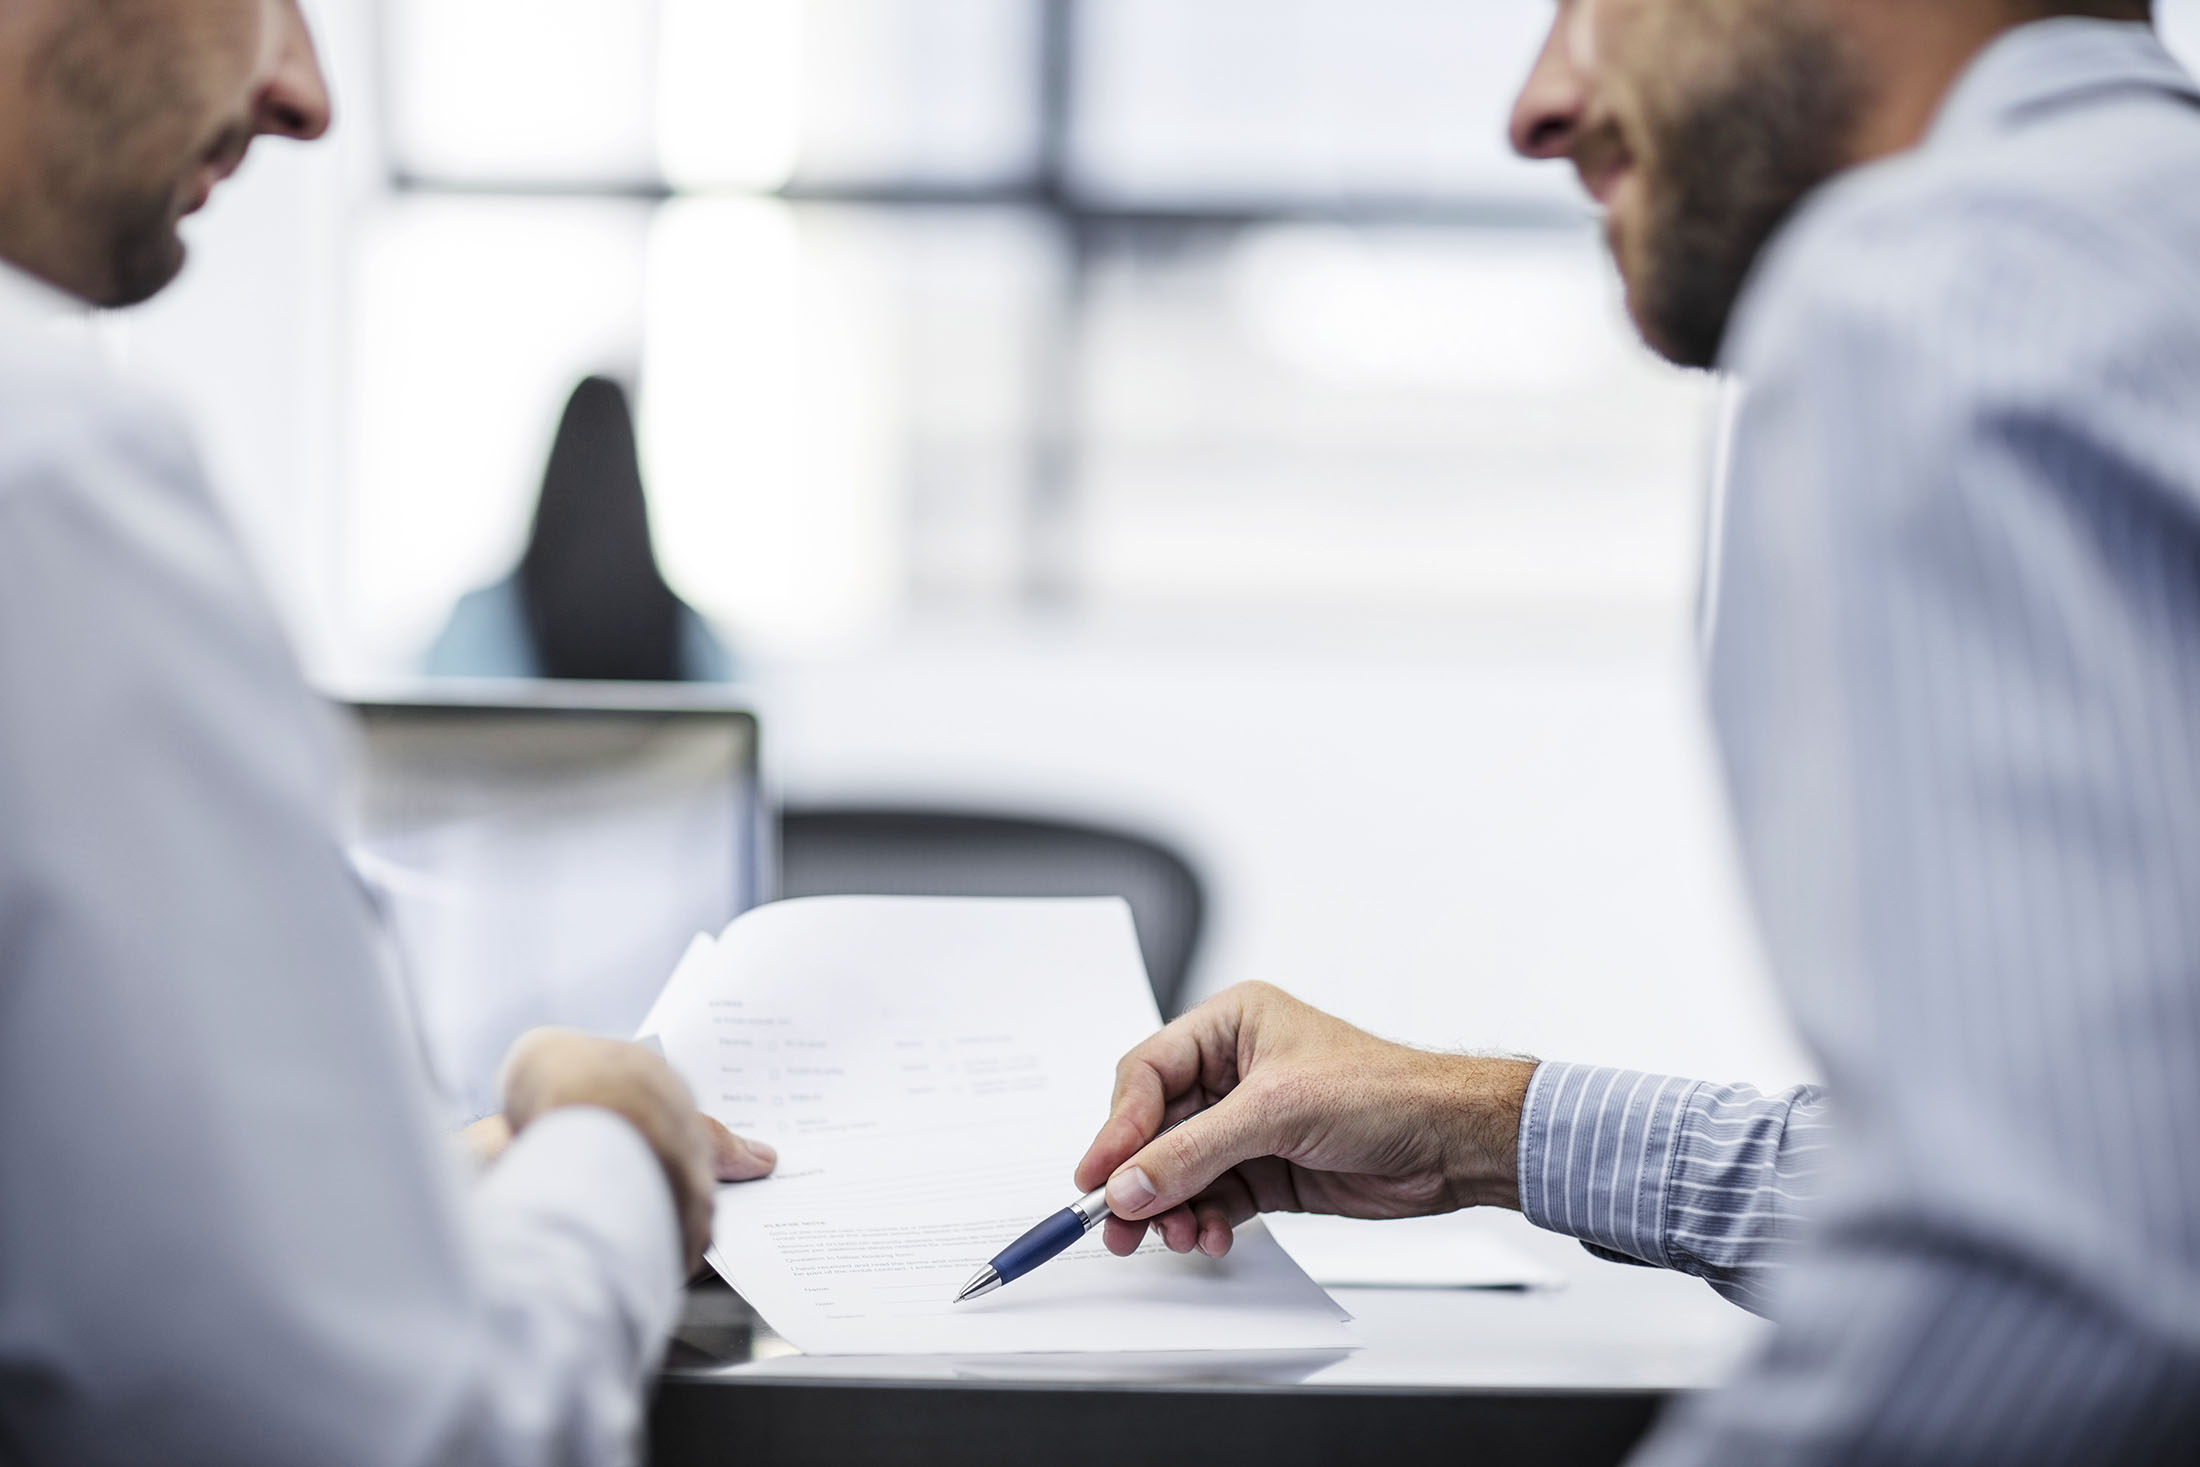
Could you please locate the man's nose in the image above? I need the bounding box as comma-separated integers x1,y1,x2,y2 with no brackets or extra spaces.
256,1,333,142
1508,4,1592,160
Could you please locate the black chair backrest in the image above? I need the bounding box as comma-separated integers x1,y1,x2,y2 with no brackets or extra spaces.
777,808,1206,1019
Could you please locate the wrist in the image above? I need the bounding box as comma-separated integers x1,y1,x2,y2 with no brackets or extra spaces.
1425,1054,1538,1212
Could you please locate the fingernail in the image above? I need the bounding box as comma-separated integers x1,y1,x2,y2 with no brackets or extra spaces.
750,1140,778,1165
1107,1165,1156,1216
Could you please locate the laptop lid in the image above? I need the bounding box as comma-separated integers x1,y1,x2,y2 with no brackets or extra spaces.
342,685,767,1120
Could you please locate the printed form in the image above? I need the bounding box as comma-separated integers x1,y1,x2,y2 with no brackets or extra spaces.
641,897,1357,1356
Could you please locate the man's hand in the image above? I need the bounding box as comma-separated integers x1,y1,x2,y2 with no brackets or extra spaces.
458,1113,515,1167
1074,983,1536,1258
499,1030,777,1272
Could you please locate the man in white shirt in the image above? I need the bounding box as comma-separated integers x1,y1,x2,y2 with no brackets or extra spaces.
0,4,774,1462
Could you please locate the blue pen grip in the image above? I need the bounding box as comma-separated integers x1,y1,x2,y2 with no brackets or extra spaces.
991,1207,1087,1285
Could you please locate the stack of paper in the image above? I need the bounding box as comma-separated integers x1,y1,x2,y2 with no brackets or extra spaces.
641,897,1358,1356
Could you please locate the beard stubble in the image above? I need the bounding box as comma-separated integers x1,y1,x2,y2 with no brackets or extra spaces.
1623,9,1868,368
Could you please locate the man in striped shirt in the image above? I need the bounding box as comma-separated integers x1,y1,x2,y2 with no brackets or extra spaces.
1078,2,2200,1461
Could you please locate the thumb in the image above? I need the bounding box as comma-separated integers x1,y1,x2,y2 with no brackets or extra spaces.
1104,1089,1272,1220
705,1115,779,1182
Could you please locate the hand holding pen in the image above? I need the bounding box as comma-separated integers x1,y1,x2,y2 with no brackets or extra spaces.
1078,984,1536,1261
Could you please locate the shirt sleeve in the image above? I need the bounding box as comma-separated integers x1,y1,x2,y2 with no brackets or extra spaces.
0,373,682,1467
1630,171,2200,1462
1517,1063,1831,1316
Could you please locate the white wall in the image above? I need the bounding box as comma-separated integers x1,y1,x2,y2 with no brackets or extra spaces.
763,612,1816,1085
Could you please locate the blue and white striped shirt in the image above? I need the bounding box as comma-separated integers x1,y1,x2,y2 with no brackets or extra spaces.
1516,20,2200,1464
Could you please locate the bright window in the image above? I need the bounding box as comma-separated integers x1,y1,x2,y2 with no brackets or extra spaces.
350,0,1714,668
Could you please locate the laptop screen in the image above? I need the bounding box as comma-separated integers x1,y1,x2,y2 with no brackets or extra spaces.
345,695,764,1120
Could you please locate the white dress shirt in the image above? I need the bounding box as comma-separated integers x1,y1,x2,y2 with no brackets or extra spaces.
0,261,684,1465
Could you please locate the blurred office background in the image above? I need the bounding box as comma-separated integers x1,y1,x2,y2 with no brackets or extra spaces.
108,1,2200,1087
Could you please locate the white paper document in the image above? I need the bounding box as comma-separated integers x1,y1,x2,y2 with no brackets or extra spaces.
643,896,1358,1356
1265,1211,1566,1290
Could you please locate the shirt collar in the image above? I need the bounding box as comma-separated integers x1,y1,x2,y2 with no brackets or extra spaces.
1929,17,2200,151
0,257,121,372
0,256,94,325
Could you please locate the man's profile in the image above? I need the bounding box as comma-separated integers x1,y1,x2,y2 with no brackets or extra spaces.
0,5,773,1462
1081,2,2200,1462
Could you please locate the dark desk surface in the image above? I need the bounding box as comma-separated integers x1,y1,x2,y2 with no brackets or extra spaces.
651,1219,1764,1467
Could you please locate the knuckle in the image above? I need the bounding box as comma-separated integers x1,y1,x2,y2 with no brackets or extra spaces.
1157,1127,1204,1180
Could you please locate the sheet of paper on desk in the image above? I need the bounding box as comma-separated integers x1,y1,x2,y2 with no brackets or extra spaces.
1264,1211,1567,1290
645,896,1358,1356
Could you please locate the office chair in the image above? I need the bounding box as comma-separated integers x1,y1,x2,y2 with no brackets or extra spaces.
777,808,1206,1018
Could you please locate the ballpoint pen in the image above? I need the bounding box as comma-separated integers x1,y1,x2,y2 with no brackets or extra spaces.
954,1185,1113,1303
955,1121,1183,1303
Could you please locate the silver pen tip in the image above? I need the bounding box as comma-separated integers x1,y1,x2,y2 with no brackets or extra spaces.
955,1266,1003,1303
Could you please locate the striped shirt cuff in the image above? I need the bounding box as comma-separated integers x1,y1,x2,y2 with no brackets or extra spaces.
1517,1062,1699,1269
